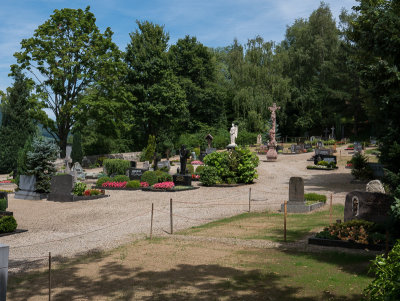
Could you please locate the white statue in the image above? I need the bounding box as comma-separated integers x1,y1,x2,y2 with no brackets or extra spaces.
229,123,238,146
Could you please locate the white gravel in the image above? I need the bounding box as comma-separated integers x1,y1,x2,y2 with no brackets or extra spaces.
1,148,364,272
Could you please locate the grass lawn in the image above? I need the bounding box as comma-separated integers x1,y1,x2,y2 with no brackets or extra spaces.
178,204,344,242
7,204,375,300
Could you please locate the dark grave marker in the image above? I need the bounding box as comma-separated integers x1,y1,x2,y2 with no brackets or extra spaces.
127,168,147,180
48,174,74,202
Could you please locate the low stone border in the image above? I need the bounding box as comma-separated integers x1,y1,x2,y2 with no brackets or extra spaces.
141,186,200,192
308,237,391,251
306,166,337,171
0,229,28,237
73,194,110,201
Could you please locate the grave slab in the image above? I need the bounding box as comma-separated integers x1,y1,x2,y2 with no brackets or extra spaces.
0,244,9,301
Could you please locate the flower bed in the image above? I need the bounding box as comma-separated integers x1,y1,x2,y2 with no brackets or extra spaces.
94,181,149,191
191,174,200,181
306,165,337,170
141,185,199,192
102,181,127,188
191,160,204,165
0,180,12,184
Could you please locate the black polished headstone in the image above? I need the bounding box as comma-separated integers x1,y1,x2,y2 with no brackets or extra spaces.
314,155,337,165
48,174,74,202
173,174,192,186
127,168,146,180
130,161,137,168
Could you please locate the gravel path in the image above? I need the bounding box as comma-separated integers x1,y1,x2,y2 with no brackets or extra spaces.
1,147,364,272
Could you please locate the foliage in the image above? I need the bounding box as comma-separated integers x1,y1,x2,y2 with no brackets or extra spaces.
0,69,37,174
141,135,157,163
153,181,175,190
125,20,188,140
13,6,121,156
304,193,327,203
112,175,130,183
365,240,400,301
351,153,373,180
186,164,194,175
155,170,172,183
199,166,221,186
25,137,59,193
0,216,17,233
391,198,400,222
73,182,87,196
126,180,141,188
103,159,130,176
141,171,159,186
0,198,7,211
83,189,103,196
177,127,229,150
202,147,259,184
236,130,258,146
71,132,83,164
96,176,111,187
195,165,204,175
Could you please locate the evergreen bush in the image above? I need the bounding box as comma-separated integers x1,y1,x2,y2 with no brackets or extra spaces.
199,166,221,186
155,170,172,182
351,153,373,180
0,216,17,233
96,176,111,187
112,175,130,182
195,165,204,175
141,171,159,186
141,135,156,163
71,132,83,164
126,180,141,188
0,198,7,211
103,159,130,176
73,182,87,196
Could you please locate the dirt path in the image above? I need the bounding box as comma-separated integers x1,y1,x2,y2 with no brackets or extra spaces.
1,146,363,272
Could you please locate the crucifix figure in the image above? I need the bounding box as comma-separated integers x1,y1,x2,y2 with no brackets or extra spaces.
267,103,281,161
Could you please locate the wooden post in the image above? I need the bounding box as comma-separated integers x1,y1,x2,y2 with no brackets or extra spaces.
284,201,287,242
248,188,251,213
48,252,51,301
170,198,173,234
150,203,154,239
330,194,333,224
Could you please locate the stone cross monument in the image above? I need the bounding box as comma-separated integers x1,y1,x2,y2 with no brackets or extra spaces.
267,103,280,161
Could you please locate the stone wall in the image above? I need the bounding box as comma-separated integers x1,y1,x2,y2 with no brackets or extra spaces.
81,152,141,168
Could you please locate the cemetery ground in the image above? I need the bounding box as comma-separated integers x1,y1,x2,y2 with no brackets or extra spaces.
2,145,381,300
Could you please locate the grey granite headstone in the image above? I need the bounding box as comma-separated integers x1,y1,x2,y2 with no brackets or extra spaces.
0,244,9,301
344,191,393,223
157,161,170,170
14,175,41,200
289,177,304,202
72,162,85,180
47,174,74,202
143,161,150,170
366,180,385,194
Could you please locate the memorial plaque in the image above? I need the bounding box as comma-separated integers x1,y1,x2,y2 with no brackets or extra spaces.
128,168,146,180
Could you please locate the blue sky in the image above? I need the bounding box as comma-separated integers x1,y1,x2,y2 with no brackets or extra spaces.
0,0,358,92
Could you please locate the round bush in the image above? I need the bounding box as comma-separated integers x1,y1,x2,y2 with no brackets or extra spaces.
73,182,87,196
155,170,173,183
0,198,7,211
141,171,159,186
186,164,195,175
112,175,130,182
0,216,17,233
103,159,130,176
126,180,141,188
200,166,221,186
195,165,204,175
96,176,111,187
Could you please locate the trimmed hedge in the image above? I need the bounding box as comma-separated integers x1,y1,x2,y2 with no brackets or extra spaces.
0,215,17,233
304,193,327,203
141,171,159,186
112,175,130,182
126,180,141,188
0,198,7,211
103,159,130,176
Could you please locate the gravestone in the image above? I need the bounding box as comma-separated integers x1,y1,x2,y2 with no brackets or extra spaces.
257,134,262,145
0,191,13,217
368,163,384,179
205,134,213,148
315,148,332,156
366,180,385,194
71,162,85,180
290,145,296,153
316,141,324,149
173,174,192,186
143,161,150,170
0,244,9,301
344,191,393,223
127,168,147,180
304,143,312,150
48,174,74,202
14,175,41,200
314,155,337,165
310,136,316,142
65,145,73,173
354,142,363,153
370,137,377,145
289,177,304,202
157,161,170,170
281,177,324,213
81,156,91,168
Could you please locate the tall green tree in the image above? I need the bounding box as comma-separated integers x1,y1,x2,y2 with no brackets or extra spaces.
169,35,226,128
0,69,37,173
71,132,83,163
13,6,121,156
125,21,188,146
350,0,400,173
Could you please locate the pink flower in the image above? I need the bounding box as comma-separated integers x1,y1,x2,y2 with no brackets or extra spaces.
0,180,12,184
153,181,175,189
140,182,149,187
102,181,127,188
191,160,204,165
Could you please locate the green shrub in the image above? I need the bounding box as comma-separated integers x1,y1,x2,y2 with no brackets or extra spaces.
159,165,170,172
199,166,221,186
236,130,258,146
73,182,87,196
126,180,141,188
193,147,200,157
141,171,159,186
365,239,400,300
195,165,204,175
304,193,327,203
317,160,329,166
96,176,111,187
0,198,7,211
112,175,130,182
155,170,172,183
351,153,373,180
235,147,259,183
103,159,130,176
0,215,17,233
141,135,156,163
186,164,195,175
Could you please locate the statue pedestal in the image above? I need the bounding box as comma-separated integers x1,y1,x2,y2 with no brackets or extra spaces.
227,144,237,150
266,146,278,161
